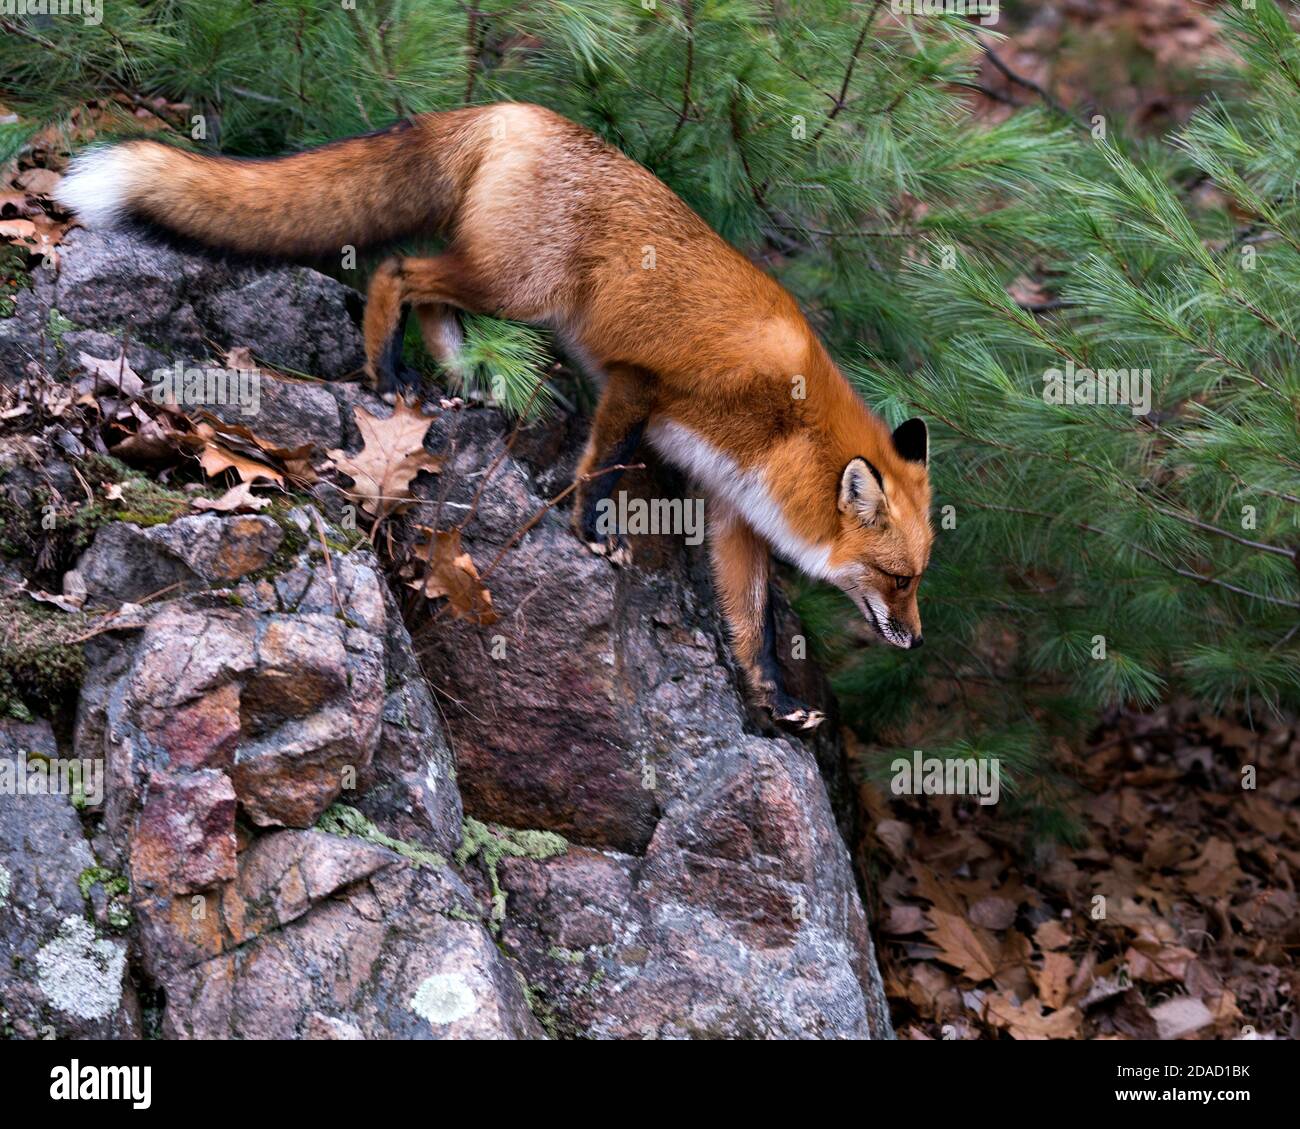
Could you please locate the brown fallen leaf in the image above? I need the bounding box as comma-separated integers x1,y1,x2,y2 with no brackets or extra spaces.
196,414,317,485
192,481,271,513
969,895,1018,931
1150,995,1214,1041
328,399,442,521
0,218,37,241
14,168,61,195
0,192,39,219
1033,950,1075,1010
198,439,285,487
77,351,145,398
875,819,912,862
1124,936,1195,984
406,526,497,625
28,589,84,613
1034,918,1072,951
927,909,999,982
985,993,1082,1040
884,904,928,935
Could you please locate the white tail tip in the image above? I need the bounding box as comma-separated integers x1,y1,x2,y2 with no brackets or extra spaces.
54,147,135,229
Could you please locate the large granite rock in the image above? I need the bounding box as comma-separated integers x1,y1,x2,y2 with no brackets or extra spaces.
1,225,894,1040
416,411,893,1039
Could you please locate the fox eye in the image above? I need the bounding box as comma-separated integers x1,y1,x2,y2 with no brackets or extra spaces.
888,573,913,592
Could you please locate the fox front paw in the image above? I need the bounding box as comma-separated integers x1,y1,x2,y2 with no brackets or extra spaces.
771,693,825,732
581,531,632,567
573,503,632,566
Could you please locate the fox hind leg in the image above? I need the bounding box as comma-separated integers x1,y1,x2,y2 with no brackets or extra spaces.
415,302,469,387
364,253,483,402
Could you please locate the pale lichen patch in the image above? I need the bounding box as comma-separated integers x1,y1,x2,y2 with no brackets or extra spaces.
410,972,477,1026
34,916,126,1021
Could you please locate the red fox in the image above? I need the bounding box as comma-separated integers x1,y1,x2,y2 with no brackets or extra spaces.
56,102,933,729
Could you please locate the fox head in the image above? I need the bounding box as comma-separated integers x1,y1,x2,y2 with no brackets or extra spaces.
830,418,933,649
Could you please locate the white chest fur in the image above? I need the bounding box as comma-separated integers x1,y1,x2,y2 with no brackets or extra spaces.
645,417,836,580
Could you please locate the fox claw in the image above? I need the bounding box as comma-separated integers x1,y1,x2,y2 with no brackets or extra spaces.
583,535,632,567
773,705,825,732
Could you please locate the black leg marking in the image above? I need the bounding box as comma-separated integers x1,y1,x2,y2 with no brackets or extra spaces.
759,585,824,732
578,419,646,562
377,305,410,402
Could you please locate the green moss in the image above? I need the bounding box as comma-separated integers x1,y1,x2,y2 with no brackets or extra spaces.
236,500,314,586
69,459,193,550
315,803,448,870
0,595,89,720
0,245,32,319
77,866,128,901
45,307,75,349
77,866,132,930
454,817,567,928
546,945,585,965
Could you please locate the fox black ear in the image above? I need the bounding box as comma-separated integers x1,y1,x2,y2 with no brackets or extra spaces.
839,457,885,524
892,417,928,465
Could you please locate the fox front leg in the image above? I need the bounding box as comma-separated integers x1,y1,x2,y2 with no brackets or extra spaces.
572,365,652,566
709,505,825,731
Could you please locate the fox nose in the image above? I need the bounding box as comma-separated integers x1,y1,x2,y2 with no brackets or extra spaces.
908,635,924,649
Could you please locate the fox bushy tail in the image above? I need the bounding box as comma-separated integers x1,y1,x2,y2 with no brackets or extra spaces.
55,115,474,259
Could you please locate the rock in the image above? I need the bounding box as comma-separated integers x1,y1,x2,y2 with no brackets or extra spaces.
155,830,542,1040
5,225,896,1039
199,269,365,383
205,371,344,453
418,412,893,1039
75,513,283,607
0,719,138,1039
70,519,478,1034
131,770,238,895
355,582,464,859
0,265,58,380
78,565,387,841
1,228,364,383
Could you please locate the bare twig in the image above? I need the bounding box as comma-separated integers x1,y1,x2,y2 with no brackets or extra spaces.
311,509,346,617
810,0,885,143
480,461,644,581
651,0,696,164
979,39,1083,130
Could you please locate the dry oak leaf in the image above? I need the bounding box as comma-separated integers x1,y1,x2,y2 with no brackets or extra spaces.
927,909,999,982
1032,951,1075,1010
1034,918,1072,951
199,441,284,488
1150,995,1214,1041
192,481,271,513
195,413,317,485
407,526,497,625
328,399,442,519
189,421,284,486
969,895,1018,931
985,993,1082,1040
77,351,145,398
0,218,37,242
0,192,39,219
